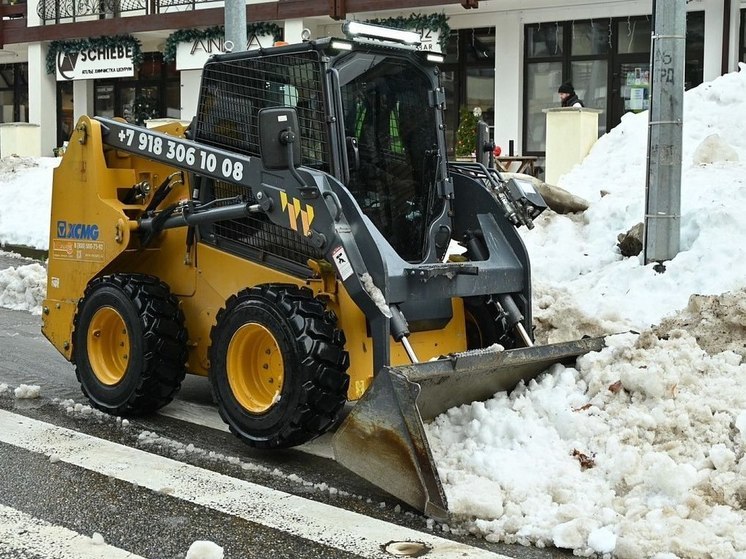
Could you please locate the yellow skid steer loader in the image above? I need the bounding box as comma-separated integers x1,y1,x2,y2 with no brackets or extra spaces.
42,22,603,520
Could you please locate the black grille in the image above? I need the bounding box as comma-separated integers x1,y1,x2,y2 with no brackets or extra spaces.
194,49,329,271
210,180,324,266
194,50,329,171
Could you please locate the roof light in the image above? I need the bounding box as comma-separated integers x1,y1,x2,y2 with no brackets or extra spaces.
331,40,353,51
342,21,421,46
426,53,444,63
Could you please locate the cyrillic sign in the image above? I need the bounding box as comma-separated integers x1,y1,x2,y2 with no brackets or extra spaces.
56,47,135,81
415,29,442,53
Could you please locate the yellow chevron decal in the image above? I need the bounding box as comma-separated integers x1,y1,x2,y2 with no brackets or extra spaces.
280,191,315,236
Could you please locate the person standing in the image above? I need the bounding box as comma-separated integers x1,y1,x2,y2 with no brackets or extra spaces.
558,82,584,108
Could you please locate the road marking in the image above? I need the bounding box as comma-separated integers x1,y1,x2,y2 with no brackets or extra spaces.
0,504,146,558
159,399,335,459
0,409,508,559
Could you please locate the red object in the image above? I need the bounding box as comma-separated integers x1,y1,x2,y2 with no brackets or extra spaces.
493,145,502,157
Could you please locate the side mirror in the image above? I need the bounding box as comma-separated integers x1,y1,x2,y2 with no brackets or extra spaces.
258,107,302,170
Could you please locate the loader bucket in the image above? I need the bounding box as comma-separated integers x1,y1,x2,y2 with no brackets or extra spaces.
332,336,606,520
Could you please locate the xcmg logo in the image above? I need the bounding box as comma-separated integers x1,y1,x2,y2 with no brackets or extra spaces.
57,221,100,240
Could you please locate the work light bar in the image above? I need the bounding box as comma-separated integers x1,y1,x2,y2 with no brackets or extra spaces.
342,21,422,46
331,40,353,51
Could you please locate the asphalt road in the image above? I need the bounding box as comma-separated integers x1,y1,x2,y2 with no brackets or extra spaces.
0,252,574,559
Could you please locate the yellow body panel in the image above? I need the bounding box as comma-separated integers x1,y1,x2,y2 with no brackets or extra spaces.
42,116,468,402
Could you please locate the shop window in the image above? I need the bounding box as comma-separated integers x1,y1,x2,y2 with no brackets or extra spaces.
95,84,116,118
441,28,495,157
570,59,608,133
571,21,610,56
524,14,704,154
0,63,28,123
466,67,494,124
525,61,562,152
165,82,180,119
617,18,651,54
684,12,705,89
741,9,746,62
92,53,179,125
56,82,73,146
526,25,563,57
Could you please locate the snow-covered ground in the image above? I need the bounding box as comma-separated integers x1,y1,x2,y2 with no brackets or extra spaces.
2,65,746,558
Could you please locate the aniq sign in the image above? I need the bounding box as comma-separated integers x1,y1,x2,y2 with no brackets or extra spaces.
176,34,274,70
56,46,135,81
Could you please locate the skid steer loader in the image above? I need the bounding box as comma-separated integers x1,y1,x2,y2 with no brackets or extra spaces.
42,22,604,520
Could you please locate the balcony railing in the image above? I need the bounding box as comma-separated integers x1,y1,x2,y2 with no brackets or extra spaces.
36,0,223,23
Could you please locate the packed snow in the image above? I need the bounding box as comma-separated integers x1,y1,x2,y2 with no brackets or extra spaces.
425,65,746,558
13,383,41,399
185,541,224,559
1,66,746,558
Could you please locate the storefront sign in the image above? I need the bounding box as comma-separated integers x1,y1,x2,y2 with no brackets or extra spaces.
56,46,135,81
176,34,274,70
414,29,442,53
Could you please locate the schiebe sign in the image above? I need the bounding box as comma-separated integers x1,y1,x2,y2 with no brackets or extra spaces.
56,46,135,81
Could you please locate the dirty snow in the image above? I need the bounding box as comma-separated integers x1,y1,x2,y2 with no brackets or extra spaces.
426,65,746,558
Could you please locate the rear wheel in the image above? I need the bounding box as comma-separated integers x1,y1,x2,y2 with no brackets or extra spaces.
464,296,525,350
209,284,349,449
72,274,188,415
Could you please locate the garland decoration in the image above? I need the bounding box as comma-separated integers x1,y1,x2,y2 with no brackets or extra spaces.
163,23,283,63
46,35,143,75
364,13,450,50
455,107,479,157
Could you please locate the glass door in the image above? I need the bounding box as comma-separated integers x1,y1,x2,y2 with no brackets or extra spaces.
613,61,650,123
119,84,160,125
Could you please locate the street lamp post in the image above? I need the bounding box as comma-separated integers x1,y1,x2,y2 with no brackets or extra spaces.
224,0,247,54
644,0,686,267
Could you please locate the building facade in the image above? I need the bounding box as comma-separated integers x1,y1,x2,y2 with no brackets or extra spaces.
0,0,744,159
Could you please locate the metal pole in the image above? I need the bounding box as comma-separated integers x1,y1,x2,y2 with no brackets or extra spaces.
644,0,686,266
224,0,247,54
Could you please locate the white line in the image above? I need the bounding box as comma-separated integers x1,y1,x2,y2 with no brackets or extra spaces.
0,503,146,559
0,409,508,559
159,399,335,459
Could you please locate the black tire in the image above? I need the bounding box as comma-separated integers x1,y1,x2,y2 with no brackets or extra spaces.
209,284,350,449
72,274,188,416
465,295,527,350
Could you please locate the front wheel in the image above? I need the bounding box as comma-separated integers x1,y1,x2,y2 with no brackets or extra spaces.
209,285,350,449
72,274,188,416
464,295,527,350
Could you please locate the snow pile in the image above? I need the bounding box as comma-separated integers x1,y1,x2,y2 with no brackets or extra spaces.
524,64,746,341
14,384,41,399
0,262,46,315
427,66,746,557
186,541,224,559
429,331,746,557
90,532,106,545
0,156,57,250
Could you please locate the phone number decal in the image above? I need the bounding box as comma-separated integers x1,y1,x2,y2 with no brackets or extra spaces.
116,128,244,182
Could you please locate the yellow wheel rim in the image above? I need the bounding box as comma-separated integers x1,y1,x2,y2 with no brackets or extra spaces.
227,323,284,414
87,306,130,386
